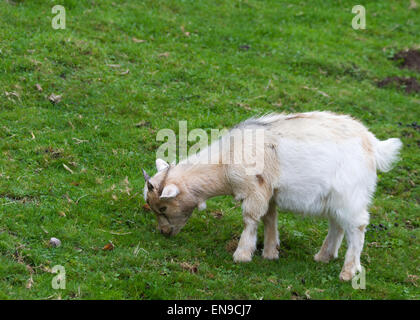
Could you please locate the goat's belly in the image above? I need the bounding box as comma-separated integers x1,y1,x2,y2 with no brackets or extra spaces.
270,137,365,215
273,185,329,216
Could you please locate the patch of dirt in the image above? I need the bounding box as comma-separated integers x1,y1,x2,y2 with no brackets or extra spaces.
392,49,420,72
44,146,64,158
225,238,239,253
0,194,36,204
398,121,420,131
377,76,420,93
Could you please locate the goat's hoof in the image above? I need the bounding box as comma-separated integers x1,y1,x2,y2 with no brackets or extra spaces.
339,270,354,281
262,249,279,260
233,249,252,262
314,252,333,263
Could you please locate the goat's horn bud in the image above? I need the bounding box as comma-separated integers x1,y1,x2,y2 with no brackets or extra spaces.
142,168,150,181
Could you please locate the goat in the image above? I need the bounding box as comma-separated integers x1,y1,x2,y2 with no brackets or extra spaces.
143,111,402,281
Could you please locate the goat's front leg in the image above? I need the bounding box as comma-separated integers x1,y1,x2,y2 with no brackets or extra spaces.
262,200,279,260
233,197,268,262
233,216,258,262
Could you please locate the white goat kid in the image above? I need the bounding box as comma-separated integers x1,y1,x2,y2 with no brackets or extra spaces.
143,111,402,281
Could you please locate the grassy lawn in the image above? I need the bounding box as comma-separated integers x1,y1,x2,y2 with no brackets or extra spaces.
0,0,419,299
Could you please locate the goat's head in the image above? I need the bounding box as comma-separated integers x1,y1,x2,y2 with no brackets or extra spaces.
142,159,205,237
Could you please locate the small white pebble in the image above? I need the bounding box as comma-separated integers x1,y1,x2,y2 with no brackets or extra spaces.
49,237,61,247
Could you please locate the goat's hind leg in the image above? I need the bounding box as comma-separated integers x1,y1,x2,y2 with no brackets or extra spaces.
314,218,344,263
339,217,367,281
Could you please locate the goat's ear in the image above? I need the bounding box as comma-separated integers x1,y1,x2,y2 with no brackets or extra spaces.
160,184,179,199
146,181,154,192
156,158,169,172
198,201,206,211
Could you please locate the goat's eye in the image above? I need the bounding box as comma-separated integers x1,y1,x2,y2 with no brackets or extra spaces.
159,206,167,213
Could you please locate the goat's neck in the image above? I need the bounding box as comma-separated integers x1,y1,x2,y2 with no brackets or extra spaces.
175,164,232,201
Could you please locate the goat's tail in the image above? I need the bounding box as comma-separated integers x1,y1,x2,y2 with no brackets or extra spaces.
374,138,403,172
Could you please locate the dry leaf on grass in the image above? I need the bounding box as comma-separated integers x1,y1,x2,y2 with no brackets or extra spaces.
26,276,34,289
63,193,74,203
406,274,419,287
72,137,88,144
180,26,190,37
134,120,151,127
302,86,330,98
48,93,62,104
63,164,74,174
158,52,170,58
132,37,146,43
103,241,115,251
5,91,20,100
211,210,223,219
106,64,121,68
142,203,151,211
409,0,418,10
35,84,43,92
119,69,130,75
180,262,199,273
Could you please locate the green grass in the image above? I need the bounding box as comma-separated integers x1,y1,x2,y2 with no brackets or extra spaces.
0,0,419,299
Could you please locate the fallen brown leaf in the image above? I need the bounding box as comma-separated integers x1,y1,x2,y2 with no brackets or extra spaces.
158,52,170,58
35,84,43,92
142,203,151,211
103,241,115,251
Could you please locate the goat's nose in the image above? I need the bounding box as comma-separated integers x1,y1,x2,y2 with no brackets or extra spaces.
160,225,172,236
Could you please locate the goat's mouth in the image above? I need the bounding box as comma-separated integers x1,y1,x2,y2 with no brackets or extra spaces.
169,227,182,237
159,225,183,237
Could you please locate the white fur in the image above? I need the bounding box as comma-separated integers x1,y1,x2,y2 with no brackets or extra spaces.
160,184,180,199
145,111,402,280
156,158,169,172
374,138,403,172
197,201,207,211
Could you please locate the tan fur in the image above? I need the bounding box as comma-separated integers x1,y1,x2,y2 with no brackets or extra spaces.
361,135,375,171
